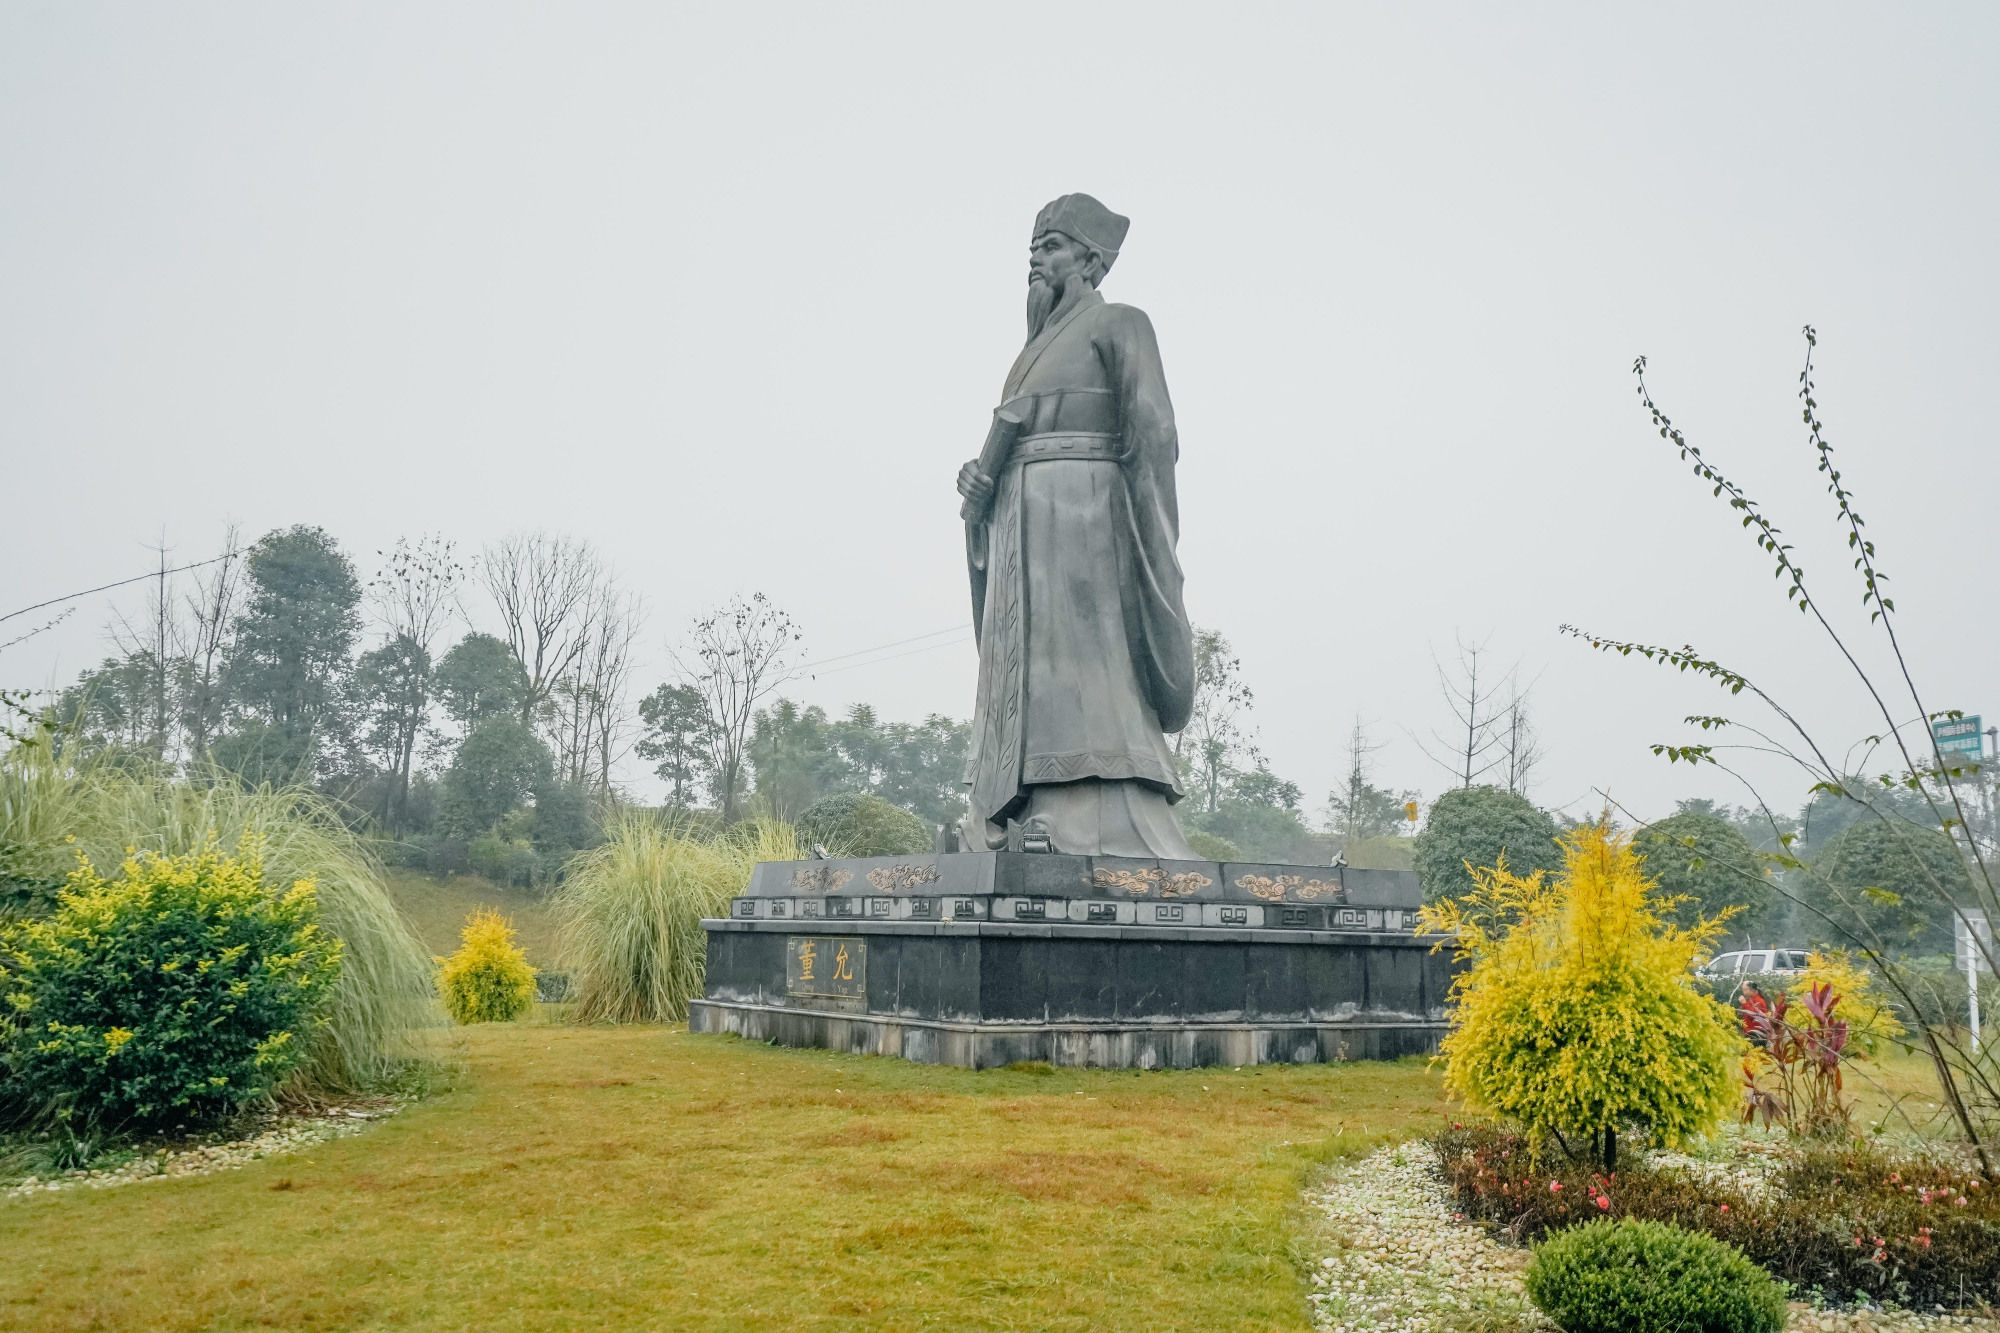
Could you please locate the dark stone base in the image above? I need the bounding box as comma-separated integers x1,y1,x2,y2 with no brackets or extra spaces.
698,851,1455,1070
688,998,1442,1069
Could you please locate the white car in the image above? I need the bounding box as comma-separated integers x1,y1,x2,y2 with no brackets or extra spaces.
1697,948,1811,980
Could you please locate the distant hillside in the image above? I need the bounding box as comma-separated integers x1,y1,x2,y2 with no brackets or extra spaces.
381,868,561,969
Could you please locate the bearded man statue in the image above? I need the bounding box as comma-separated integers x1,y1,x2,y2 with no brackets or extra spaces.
955,194,1197,859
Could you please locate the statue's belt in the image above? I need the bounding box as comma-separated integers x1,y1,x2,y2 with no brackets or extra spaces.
1004,433,1123,466
997,388,1121,466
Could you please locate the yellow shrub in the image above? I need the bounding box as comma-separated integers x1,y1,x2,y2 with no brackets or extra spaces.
436,910,537,1025
1791,949,1906,1059
1418,824,1742,1149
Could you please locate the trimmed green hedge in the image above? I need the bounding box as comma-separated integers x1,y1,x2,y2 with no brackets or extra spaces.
1525,1217,1786,1333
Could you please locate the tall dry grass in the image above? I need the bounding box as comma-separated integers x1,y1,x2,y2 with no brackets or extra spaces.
0,743,440,1092
553,811,801,1023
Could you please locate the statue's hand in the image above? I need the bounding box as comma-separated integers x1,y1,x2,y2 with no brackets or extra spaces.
956,459,995,509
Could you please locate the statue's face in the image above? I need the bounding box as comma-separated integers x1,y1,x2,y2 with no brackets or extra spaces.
1029,230,1097,290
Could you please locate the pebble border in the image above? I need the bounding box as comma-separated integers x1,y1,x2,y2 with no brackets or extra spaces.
4,1104,397,1200
1304,1143,1998,1332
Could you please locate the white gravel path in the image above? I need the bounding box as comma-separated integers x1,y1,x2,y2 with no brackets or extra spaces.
4,1102,396,1200
1303,1143,1999,1332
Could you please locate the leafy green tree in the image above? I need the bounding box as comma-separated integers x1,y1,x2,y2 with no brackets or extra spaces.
220,526,361,779
530,778,596,853
1413,784,1561,903
207,719,315,787
1631,811,1773,942
441,717,553,836
435,633,531,732
636,682,714,810
1796,778,1936,862
797,792,931,857
1330,778,1411,843
832,706,971,830
1813,818,1971,955
1183,762,1321,862
744,699,974,830
1183,830,1242,862
751,700,847,822
55,653,164,760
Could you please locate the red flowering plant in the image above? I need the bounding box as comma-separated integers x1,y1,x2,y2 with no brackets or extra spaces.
1740,981,1851,1138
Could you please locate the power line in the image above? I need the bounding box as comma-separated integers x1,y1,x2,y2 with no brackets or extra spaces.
0,554,232,628
792,623,972,674
806,633,974,678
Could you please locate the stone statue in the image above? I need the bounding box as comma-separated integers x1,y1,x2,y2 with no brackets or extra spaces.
955,194,1197,859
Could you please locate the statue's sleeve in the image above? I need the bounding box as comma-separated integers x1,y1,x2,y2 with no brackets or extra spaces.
1098,305,1195,734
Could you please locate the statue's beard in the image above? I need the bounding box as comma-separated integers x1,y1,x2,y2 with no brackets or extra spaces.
1025,274,1062,340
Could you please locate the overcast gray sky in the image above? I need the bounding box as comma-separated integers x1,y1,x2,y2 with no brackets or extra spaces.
4,3,1997,822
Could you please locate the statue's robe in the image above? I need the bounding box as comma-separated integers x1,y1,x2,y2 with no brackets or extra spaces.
963,282,1197,858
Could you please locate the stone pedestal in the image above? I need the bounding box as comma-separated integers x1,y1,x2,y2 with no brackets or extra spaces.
690,851,1454,1069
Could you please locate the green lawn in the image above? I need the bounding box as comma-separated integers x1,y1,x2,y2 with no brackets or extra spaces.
0,1024,1449,1332
381,868,560,968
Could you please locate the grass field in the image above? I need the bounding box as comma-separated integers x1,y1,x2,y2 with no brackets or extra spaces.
0,1024,1451,1332
382,868,560,968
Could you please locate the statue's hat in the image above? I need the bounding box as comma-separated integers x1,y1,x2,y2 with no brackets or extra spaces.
1033,193,1129,267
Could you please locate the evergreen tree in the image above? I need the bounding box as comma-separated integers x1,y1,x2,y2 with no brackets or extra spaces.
635,682,714,809
435,633,532,732
218,526,361,780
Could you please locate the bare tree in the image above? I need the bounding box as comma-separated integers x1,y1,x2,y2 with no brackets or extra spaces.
671,593,804,823
180,527,244,763
481,532,604,725
1328,716,1398,843
547,584,645,792
365,534,463,829
1501,678,1543,798
1416,634,1512,789
586,591,645,790
107,537,180,764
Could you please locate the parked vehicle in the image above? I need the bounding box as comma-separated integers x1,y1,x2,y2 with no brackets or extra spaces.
1696,948,1811,982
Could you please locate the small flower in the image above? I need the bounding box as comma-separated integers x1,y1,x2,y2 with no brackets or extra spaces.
1957,1197,1969,1206
1596,1196,1610,1211
1719,1204,1730,1213
1550,1180,1562,1192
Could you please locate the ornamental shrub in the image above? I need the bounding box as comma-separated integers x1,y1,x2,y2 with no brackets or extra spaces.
0,841,342,1129
1419,824,1741,1156
436,910,537,1024
1413,784,1561,903
1524,1217,1786,1333
0,746,436,1093
795,792,930,858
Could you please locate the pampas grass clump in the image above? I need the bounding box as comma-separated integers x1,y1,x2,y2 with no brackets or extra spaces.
0,743,439,1093
554,812,801,1023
